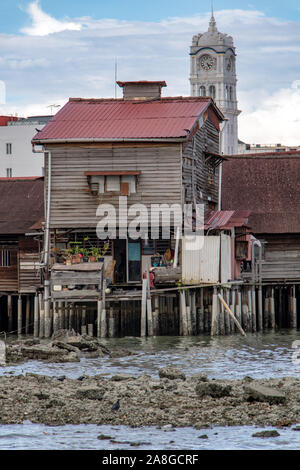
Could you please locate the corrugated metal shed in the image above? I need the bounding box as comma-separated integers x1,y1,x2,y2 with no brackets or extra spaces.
32,97,221,142
182,235,220,284
204,210,251,230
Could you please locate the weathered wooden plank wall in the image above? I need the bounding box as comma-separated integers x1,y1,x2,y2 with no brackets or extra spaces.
45,143,182,229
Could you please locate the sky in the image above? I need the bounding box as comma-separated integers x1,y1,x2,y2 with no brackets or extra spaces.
0,0,300,145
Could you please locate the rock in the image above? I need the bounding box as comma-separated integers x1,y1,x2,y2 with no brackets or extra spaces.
110,374,135,382
191,374,208,382
158,367,186,381
196,382,232,398
34,392,50,400
75,388,105,400
66,338,98,352
252,430,280,438
51,341,79,353
244,384,286,405
20,346,69,361
23,339,40,346
97,434,112,440
198,434,209,439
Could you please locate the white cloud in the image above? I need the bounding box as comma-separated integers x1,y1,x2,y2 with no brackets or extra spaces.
239,81,300,145
0,5,299,145
21,0,82,36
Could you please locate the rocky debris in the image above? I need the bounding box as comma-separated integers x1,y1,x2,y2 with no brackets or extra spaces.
97,434,112,440
252,430,280,438
158,367,186,381
75,388,105,400
5,330,134,365
196,382,232,398
0,372,298,429
244,384,286,405
198,434,209,439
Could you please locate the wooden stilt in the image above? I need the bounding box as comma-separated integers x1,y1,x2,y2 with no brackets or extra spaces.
25,296,30,335
53,301,59,333
141,278,147,337
39,293,44,338
236,288,242,329
230,289,236,334
180,290,188,336
69,303,74,331
270,287,276,329
186,292,192,335
257,285,263,331
17,295,22,338
264,288,270,329
58,301,64,330
218,293,246,337
211,287,218,337
251,287,257,332
88,323,94,337
34,294,39,338
290,285,297,329
100,279,107,338
153,296,159,336
146,270,153,337
198,288,204,334
7,295,13,333
219,288,225,335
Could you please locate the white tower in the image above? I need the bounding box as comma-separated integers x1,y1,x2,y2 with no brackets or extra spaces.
190,12,240,155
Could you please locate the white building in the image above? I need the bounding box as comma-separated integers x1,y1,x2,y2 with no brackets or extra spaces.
238,140,300,154
190,13,240,155
0,116,52,177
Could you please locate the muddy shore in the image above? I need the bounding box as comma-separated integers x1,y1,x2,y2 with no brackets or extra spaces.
0,368,299,428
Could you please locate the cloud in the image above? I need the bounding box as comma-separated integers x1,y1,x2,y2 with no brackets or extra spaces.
0,4,300,145
239,81,300,145
21,0,82,36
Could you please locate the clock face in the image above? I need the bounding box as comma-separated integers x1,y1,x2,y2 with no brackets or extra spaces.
200,54,214,71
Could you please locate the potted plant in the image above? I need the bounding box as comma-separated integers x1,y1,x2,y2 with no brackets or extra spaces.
88,246,100,262
70,241,83,264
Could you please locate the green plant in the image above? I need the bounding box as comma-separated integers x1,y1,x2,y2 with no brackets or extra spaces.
88,246,101,258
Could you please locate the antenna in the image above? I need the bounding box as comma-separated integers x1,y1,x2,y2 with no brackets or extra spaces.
114,57,118,99
211,0,214,17
47,104,61,115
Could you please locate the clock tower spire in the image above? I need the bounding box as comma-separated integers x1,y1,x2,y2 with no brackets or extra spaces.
189,12,240,155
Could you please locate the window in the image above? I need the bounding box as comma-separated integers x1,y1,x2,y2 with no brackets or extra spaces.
229,86,233,101
86,172,139,196
6,168,12,178
199,86,206,97
0,250,11,267
6,143,12,155
209,85,216,100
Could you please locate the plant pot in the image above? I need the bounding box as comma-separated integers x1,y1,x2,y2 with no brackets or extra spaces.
72,254,81,264
89,256,97,263
65,257,72,266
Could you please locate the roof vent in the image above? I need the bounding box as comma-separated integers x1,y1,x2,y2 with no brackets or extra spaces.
117,81,167,100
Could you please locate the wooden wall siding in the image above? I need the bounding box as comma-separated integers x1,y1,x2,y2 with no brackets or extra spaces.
45,145,182,229
0,267,18,292
122,84,162,100
182,117,220,209
259,234,300,281
18,239,41,293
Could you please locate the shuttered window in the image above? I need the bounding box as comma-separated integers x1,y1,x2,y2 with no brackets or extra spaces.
0,250,11,267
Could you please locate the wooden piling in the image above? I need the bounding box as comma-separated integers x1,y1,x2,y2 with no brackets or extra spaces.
39,293,44,338
53,301,59,333
251,287,257,332
88,323,94,337
97,300,102,338
211,287,218,336
141,278,147,337
34,294,39,337
236,288,242,329
58,301,64,330
218,294,246,337
69,303,75,331
7,295,13,333
290,285,297,329
257,285,263,331
153,296,159,336
180,290,188,336
230,289,236,334
17,295,22,338
25,296,30,335
270,287,276,329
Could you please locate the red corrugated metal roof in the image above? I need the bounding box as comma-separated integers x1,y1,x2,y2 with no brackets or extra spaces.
204,210,251,230
33,97,218,142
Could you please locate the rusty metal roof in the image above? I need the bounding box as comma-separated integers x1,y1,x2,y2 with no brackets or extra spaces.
0,178,44,234
32,97,223,142
204,210,251,230
222,153,300,234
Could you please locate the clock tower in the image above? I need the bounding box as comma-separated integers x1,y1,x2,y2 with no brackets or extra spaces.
189,12,240,155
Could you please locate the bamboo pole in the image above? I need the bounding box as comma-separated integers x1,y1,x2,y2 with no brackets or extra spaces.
218,293,246,337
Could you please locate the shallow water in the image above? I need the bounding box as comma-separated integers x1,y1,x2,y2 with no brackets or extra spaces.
1,330,299,380
0,330,299,450
0,422,299,450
